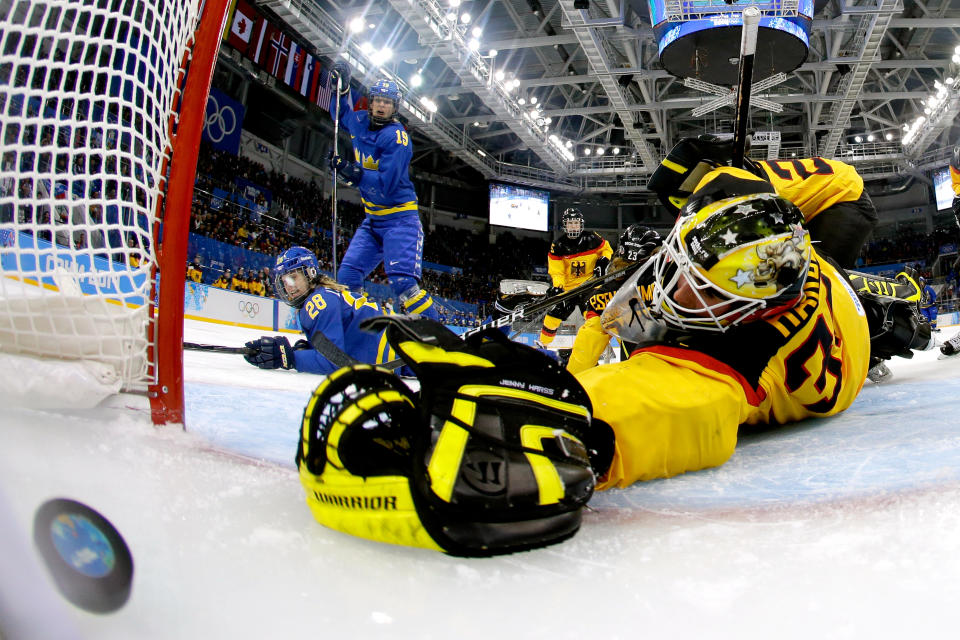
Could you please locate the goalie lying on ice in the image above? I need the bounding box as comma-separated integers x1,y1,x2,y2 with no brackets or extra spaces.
293,168,872,556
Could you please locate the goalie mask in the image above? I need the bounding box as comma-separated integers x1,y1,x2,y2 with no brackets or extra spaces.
602,170,811,339
297,317,613,557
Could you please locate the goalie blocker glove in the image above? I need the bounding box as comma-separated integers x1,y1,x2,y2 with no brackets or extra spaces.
296,316,615,556
647,134,763,217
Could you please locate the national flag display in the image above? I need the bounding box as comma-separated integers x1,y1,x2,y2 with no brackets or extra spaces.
226,0,257,53
266,30,290,78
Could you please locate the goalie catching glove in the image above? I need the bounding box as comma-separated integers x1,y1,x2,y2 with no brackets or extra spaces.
296,316,614,556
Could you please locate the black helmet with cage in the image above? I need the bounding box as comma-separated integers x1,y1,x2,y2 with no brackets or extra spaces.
614,224,662,267
561,207,584,239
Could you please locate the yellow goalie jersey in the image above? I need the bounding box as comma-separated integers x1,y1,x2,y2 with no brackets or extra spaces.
547,232,613,291
756,157,864,223
575,252,870,490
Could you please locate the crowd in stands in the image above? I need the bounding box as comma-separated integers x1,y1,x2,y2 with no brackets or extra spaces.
857,225,958,269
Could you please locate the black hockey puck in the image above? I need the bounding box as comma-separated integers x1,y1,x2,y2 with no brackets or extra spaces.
32,498,133,613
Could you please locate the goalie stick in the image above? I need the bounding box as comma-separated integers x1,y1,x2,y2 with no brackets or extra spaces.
463,260,644,338
732,6,761,169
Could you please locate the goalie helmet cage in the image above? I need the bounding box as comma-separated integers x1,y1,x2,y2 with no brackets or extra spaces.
0,0,231,424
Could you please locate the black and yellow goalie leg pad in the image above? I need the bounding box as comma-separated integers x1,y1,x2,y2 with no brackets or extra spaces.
297,365,443,552
297,318,614,556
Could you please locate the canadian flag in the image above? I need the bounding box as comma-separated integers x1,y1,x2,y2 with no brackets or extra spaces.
226,1,256,53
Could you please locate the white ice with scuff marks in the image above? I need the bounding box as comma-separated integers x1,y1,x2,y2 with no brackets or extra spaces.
2,319,960,639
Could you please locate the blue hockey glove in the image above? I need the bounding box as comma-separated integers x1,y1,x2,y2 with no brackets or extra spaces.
331,60,351,94
244,335,295,370
328,152,363,187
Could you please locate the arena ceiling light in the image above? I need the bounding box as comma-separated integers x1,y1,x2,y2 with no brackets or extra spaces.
349,17,365,33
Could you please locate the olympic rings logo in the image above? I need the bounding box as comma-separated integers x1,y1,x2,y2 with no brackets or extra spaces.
204,95,237,143
238,301,260,318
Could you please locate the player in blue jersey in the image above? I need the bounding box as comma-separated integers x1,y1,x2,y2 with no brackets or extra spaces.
919,276,939,332
243,247,397,375
326,60,439,320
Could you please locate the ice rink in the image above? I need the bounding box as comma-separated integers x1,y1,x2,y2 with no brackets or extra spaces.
3,317,960,639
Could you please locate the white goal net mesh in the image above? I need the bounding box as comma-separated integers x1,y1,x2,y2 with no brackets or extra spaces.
0,0,201,392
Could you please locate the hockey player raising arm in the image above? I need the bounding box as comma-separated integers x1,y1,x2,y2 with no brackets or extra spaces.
243,247,396,374
326,60,439,321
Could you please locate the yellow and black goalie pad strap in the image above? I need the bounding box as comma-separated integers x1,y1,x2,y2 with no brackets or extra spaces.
847,270,921,303
408,383,597,556
297,365,445,552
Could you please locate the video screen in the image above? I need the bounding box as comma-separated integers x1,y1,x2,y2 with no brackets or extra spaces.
933,166,953,211
489,183,550,232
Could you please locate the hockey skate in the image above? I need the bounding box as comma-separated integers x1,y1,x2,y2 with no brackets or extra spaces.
866,357,893,383
938,331,960,360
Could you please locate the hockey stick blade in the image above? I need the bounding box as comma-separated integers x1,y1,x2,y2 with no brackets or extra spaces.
463,261,644,338
183,342,253,355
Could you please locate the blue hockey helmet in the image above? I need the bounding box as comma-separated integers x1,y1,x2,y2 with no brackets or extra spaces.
368,79,401,125
275,246,319,307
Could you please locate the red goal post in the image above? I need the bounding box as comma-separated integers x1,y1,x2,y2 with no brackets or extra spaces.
0,0,232,424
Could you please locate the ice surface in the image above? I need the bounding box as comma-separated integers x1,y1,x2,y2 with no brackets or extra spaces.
2,319,960,639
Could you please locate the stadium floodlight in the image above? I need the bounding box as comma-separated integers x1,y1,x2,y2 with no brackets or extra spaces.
488,49,498,57
349,17,365,33
612,147,620,155
460,13,471,23
410,73,423,87
472,26,482,38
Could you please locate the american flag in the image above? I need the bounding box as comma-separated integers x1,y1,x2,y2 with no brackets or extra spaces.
315,66,334,113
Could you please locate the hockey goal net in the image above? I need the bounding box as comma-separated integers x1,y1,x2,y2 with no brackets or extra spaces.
0,0,230,422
